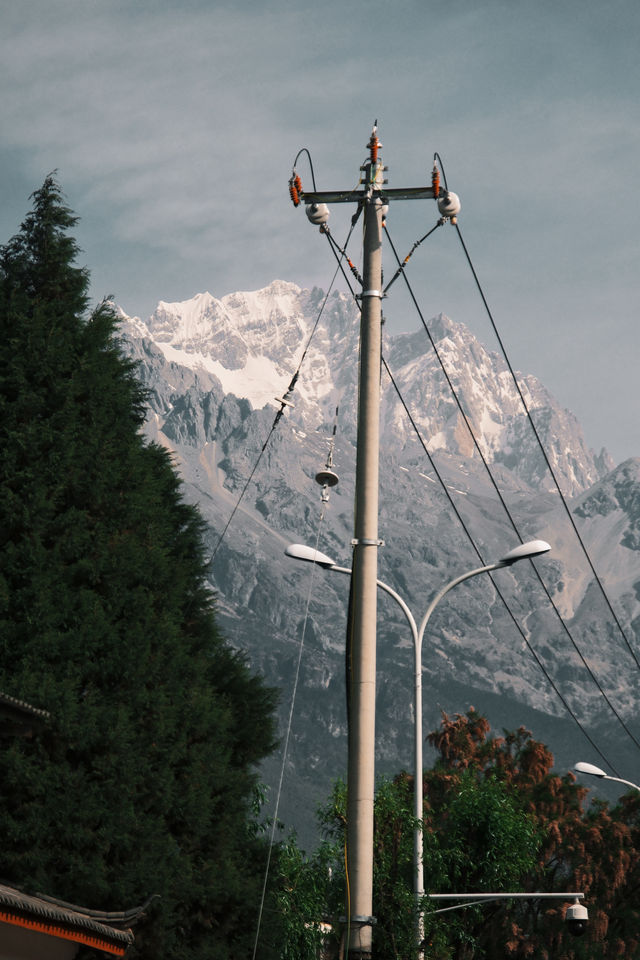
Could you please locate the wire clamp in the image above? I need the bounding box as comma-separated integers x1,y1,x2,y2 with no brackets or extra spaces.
339,915,377,926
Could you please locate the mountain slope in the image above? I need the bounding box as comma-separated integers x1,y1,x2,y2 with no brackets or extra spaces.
117,281,640,845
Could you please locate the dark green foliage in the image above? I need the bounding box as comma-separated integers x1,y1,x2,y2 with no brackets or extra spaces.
272,834,340,960
271,769,538,960
274,710,640,959
0,177,278,959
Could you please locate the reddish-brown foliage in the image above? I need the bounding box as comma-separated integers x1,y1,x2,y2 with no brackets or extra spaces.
423,709,640,959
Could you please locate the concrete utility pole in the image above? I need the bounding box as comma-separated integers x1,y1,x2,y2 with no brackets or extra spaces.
297,125,443,959
345,128,384,960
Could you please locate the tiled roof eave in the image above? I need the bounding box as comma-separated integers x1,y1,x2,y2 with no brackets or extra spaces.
0,693,50,721
0,886,134,955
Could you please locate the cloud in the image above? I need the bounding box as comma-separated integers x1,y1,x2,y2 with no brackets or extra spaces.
2,0,639,461
4,0,637,275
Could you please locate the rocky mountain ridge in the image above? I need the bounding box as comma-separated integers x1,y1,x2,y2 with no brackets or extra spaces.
117,281,640,845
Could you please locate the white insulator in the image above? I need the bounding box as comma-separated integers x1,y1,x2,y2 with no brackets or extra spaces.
306,202,330,226
437,191,461,218
315,469,339,488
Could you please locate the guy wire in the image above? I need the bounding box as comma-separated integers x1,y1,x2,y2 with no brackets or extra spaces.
252,507,328,959
210,253,345,563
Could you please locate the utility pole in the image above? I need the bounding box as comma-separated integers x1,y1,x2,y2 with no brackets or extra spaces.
344,127,384,960
293,125,447,959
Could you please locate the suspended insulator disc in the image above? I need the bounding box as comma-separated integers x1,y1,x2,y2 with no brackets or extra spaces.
315,469,339,488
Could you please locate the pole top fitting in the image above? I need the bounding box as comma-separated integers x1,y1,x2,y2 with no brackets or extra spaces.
368,125,381,163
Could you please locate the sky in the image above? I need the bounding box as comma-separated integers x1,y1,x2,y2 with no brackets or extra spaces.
1,0,639,465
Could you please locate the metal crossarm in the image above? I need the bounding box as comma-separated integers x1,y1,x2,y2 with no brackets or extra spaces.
301,186,438,204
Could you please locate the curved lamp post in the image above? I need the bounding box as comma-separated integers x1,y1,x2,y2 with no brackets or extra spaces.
574,761,640,794
285,537,551,949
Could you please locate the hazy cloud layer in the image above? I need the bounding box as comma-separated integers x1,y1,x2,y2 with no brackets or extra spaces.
1,0,639,462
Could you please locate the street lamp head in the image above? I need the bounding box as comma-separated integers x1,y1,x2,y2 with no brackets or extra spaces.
575,762,640,794
497,539,551,566
574,761,607,779
285,543,337,569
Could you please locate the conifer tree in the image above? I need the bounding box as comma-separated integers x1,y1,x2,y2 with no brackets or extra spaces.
0,176,278,959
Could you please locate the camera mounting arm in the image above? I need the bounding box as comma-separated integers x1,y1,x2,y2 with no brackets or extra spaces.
428,891,584,915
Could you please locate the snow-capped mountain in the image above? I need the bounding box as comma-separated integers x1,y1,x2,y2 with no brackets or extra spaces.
122,283,612,495
118,281,640,845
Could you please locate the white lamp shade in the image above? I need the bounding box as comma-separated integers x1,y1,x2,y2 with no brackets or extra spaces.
285,544,337,568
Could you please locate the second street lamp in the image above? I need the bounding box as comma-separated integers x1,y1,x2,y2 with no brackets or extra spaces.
574,761,640,794
285,537,551,950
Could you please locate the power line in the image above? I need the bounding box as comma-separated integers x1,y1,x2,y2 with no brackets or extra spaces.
381,356,620,776
433,151,638,669
383,220,443,294
323,207,621,769
286,141,635,772
312,201,628,770
382,223,640,759
453,220,640,671
252,507,329,960
210,233,352,563
288,163,631,769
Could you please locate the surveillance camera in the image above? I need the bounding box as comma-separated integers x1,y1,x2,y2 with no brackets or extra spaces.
565,901,588,937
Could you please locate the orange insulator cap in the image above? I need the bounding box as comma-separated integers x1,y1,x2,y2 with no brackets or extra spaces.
432,166,440,199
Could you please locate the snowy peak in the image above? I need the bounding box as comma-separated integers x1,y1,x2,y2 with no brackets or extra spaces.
148,281,311,354
151,291,220,342
119,282,611,497
383,313,608,495
121,282,359,414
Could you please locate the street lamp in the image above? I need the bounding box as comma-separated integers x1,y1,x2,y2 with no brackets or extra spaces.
574,761,640,794
285,537,551,949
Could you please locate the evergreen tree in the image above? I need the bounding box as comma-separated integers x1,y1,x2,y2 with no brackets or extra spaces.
0,176,278,959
